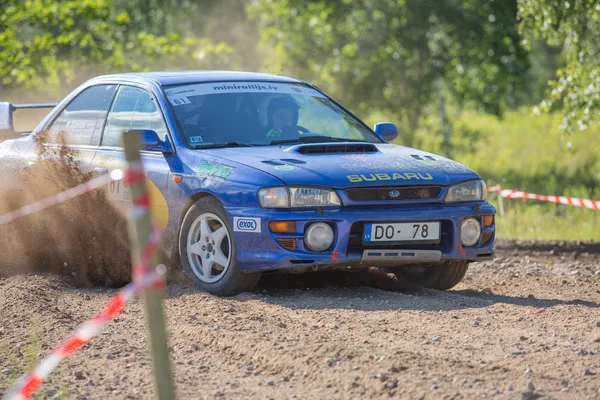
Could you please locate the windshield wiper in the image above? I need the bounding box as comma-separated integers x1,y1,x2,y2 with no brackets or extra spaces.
193,141,255,149
269,136,369,145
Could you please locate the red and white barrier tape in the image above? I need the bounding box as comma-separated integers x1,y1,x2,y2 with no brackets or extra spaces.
0,169,123,225
488,185,600,210
3,228,164,400
3,159,162,400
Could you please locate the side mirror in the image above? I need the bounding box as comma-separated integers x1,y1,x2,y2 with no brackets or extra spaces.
127,129,174,154
373,122,399,142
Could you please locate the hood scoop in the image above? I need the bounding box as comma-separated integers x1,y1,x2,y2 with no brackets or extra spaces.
262,160,285,166
411,154,437,161
295,143,378,155
279,158,306,164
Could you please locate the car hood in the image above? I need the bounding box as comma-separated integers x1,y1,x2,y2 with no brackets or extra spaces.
201,142,479,189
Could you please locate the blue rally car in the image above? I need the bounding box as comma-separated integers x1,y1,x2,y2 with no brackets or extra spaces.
0,71,495,295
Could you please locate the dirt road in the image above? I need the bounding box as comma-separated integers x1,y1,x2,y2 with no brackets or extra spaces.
1,240,599,399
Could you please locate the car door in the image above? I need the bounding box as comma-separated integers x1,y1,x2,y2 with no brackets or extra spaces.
92,85,171,229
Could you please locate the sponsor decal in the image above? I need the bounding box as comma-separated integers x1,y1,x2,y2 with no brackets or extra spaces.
165,82,326,105
233,217,261,233
196,160,235,182
347,172,433,183
168,89,196,96
274,165,295,171
170,96,191,105
189,136,203,143
213,83,279,91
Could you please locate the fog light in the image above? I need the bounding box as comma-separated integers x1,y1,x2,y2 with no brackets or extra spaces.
304,222,334,252
461,218,481,247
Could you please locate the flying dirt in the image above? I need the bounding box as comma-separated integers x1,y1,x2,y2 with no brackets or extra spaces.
0,132,131,286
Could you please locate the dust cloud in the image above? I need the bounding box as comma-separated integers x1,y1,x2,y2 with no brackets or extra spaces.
0,132,132,287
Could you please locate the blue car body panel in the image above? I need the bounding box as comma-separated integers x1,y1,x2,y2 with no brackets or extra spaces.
0,71,495,274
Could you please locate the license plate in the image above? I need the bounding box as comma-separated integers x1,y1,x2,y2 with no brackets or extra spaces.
363,222,440,242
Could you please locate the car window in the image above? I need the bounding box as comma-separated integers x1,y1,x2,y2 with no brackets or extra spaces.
47,85,117,146
102,86,168,148
164,81,382,147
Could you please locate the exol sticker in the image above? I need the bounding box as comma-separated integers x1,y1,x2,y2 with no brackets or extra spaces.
233,217,261,233
196,160,235,181
189,136,203,143
347,172,433,183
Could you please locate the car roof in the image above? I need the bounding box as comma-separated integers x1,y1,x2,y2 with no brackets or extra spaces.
92,71,303,87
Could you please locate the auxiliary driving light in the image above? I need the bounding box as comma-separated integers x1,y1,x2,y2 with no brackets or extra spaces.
460,218,481,247
304,222,334,252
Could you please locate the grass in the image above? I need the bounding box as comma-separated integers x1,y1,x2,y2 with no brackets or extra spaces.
1,323,40,391
0,322,67,399
487,196,600,241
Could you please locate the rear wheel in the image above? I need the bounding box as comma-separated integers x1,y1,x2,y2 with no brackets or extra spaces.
179,197,261,296
393,261,469,290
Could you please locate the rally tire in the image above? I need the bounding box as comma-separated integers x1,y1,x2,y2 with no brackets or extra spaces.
179,197,261,296
393,261,469,290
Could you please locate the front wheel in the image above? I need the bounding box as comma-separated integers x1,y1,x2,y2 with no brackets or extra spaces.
179,197,261,296
393,261,469,290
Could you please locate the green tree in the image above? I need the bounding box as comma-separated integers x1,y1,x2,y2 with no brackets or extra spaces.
518,0,600,132
248,0,530,147
0,0,233,92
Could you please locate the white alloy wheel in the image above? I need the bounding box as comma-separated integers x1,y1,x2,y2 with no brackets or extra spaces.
186,212,231,283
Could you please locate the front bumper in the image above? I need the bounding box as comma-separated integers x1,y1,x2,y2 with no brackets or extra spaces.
226,202,495,272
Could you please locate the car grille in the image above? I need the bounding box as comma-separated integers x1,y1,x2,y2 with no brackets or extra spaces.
346,186,442,201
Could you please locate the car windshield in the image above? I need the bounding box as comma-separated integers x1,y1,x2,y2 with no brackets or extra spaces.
164,81,383,147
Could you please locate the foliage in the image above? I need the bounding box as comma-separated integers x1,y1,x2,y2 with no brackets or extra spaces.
0,0,233,92
518,0,600,132
248,0,530,146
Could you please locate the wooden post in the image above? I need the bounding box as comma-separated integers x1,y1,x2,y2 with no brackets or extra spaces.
497,191,505,218
122,130,175,400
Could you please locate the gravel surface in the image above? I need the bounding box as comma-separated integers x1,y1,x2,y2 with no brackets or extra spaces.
1,240,599,399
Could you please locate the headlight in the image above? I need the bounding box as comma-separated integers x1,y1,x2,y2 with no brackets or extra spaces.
258,187,288,208
289,187,341,207
258,187,341,208
446,180,486,202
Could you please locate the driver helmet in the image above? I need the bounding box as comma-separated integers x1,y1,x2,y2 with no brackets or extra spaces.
266,96,300,129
